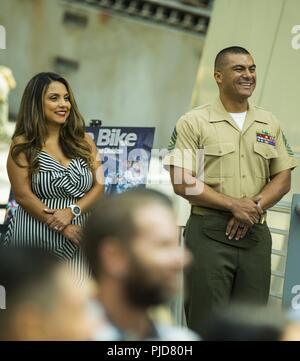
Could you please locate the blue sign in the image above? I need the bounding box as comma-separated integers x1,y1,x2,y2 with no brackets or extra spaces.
86,126,155,194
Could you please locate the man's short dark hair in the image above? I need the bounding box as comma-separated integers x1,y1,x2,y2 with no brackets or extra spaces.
83,188,173,280
214,46,250,70
0,248,62,339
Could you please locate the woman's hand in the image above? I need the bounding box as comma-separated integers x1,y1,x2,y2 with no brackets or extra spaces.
44,207,74,231
61,224,82,245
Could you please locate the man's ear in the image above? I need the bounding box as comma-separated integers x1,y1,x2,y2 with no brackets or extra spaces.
214,70,222,85
99,238,129,278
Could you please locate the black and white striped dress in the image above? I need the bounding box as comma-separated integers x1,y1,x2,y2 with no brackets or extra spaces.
4,151,93,284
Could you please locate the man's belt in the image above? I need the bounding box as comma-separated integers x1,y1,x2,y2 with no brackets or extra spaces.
191,205,267,224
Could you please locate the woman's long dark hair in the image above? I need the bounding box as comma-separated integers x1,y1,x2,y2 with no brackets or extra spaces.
11,72,92,174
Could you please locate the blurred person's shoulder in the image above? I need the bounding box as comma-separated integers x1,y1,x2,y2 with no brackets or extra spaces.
86,298,125,341
154,323,200,341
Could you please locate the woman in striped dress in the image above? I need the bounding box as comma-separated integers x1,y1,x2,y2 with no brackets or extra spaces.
4,72,104,283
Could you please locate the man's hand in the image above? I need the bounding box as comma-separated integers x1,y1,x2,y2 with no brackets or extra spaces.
62,224,82,245
230,195,263,225
226,217,252,240
254,196,264,216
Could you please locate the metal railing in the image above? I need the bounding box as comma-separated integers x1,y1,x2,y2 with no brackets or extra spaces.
269,201,291,303
173,199,293,324
282,194,300,309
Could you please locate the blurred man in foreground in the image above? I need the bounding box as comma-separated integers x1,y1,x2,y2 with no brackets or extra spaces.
84,188,198,340
0,248,92,340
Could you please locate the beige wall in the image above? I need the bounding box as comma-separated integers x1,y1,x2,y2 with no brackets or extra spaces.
191,0,300,199
0,0,204,148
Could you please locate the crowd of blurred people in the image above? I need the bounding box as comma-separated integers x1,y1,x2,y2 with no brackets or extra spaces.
1,187,300,341
0,188,198,341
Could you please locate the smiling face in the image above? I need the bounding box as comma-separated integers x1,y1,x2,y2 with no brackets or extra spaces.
214,53,256,101
43,81,71,127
